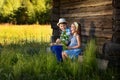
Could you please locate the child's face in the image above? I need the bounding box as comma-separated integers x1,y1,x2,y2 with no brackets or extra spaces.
71,24,77,34
59,24,66,31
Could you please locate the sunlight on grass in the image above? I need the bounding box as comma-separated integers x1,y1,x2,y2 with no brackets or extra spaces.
0,24,52,45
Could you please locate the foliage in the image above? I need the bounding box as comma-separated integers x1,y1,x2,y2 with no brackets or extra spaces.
0,0,52,24
13,6,29,24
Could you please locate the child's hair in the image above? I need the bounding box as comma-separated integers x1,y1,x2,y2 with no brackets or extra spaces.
73,22,81,37
73,22,82,44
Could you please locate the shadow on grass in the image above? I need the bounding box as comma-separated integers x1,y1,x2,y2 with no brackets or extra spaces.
0,40,49,55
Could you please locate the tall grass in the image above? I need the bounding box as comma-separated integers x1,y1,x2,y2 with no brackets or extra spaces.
0,24,52,45
0,25,115,80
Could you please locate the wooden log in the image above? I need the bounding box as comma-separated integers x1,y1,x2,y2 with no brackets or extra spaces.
111,32,120,44
60,10,112,17
65,15,112,29
81,29,113,39
82,35,111,46
60,0,112,9
81,16,112,29
81,28,112,33
96,38,111,45
60,0,80,4
60,3,112,14
60,0,112,18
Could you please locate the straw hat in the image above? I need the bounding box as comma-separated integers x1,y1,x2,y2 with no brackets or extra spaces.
57,18,67,26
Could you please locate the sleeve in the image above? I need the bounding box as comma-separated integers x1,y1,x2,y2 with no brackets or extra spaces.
66,28,71,36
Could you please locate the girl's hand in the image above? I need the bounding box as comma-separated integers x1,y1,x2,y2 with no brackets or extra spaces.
67,46,72,49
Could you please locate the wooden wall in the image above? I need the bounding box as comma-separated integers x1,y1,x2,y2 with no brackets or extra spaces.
60,0,113,53
51,0,120,77
51,0,113,53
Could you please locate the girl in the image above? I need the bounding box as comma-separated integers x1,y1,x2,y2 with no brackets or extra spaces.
62,22,82,60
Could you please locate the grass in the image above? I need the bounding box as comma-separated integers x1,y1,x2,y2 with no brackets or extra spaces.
0,24,52,45
0,25,116,80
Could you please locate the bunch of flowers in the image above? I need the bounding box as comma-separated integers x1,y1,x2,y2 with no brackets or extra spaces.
60,31,69,50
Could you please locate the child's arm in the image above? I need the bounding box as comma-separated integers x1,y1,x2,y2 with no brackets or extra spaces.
56,38,61,44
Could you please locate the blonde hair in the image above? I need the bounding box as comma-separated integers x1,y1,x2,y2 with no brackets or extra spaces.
72,22,81,37
73,22,79,31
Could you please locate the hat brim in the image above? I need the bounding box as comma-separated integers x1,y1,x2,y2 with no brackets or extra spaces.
57,22,67,26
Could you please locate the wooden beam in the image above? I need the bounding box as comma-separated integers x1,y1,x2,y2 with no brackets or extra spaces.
81,31,112,39
60,10,112,17
60,4,112,14
60,1,112,9
66,16,112,29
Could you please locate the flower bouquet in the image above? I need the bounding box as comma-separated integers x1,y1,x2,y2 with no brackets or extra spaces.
60,31,69,50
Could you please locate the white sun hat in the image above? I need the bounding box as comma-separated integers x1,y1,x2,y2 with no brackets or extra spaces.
57,18,67,26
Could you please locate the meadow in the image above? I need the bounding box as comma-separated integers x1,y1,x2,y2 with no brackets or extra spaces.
0,25,115,80
0,24,52,44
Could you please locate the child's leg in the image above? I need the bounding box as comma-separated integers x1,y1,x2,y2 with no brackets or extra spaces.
62,52,68,60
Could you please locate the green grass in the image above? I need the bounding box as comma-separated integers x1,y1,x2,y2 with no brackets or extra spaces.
0,40,115,80
0,25,116,80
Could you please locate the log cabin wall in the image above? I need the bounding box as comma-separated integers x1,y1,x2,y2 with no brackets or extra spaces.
51,0,113,54
51,0,120,78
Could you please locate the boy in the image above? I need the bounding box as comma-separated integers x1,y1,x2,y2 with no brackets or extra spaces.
50,18,71,61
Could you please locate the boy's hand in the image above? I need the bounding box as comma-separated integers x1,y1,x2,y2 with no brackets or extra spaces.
56,39,61,44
